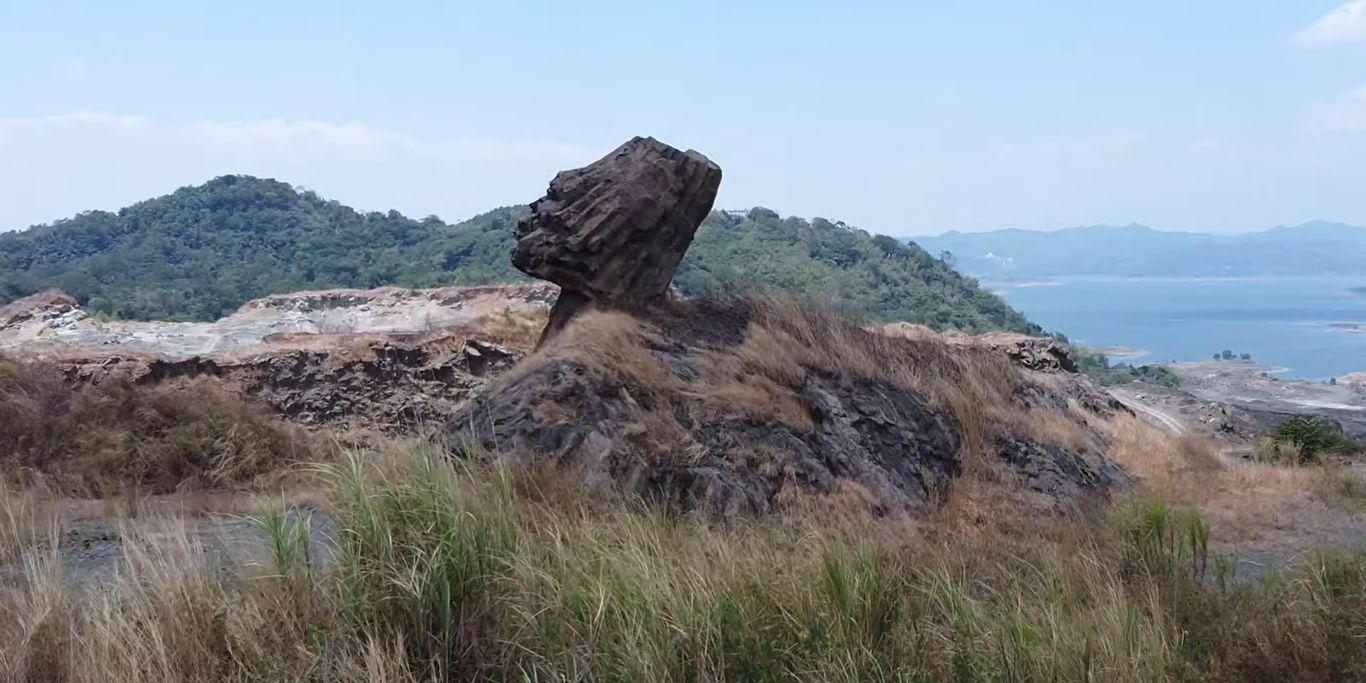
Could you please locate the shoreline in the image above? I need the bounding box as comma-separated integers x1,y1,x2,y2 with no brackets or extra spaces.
1098,346,1147,359
1169,359,1291,374
989,274,1366,288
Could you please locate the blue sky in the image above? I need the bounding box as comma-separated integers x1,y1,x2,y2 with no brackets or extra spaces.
2,1,1365,234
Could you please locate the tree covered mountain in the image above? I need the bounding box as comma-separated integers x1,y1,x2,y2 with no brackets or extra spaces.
910,221,1366,281
678,209,1037,333
0,176,1038,333
0,176,524,321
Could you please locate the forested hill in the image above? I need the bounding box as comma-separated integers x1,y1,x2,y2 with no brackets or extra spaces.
679,209,1038,333
0,176,1038,333
0,176,525,321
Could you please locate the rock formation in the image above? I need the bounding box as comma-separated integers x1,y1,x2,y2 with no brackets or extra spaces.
512,136,722,343
446,297,1129,517
0,285,551,432
437,138,1133,517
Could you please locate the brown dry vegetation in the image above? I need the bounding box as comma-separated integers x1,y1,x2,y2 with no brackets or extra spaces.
3,438,1366,682
512,296,1101,486
3,301,1366,681
0,354,324,496
1107,414,1366,553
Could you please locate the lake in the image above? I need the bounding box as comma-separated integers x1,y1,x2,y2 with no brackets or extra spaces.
988,277,1366,380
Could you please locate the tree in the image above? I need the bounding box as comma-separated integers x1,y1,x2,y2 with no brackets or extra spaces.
1239,353,1252,361
1270,416,1345,463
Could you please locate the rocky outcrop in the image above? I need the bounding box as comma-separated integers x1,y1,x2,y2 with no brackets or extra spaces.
438,138,1129,517
0,290,82,337
0,284,554,433
513,136,722,342
446,298,1128,517
64,337,523,432
449,308,962,517
0,284,554,359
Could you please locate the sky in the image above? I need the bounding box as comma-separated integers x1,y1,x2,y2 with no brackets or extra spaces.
2,1,1366,235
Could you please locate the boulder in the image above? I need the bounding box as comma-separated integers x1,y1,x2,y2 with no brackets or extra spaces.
513,136,722,343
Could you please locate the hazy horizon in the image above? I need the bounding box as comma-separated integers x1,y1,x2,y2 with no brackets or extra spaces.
4,1,1366,235
10,171,1362,239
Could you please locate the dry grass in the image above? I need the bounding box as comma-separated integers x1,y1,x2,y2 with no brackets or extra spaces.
4,439,1366,681
1105,413,1366,554
0,520,326,682
7,298,1366,680
467,306,551,351
0,354,325,496
513,297,1094,483
0,483,49,564
711,297,1088,474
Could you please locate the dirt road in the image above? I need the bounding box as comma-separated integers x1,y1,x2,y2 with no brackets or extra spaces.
1112,392,1187,434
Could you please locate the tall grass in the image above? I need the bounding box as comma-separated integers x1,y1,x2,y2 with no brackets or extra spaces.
329,444,519,678
313,446,1366,681
5,442,1366,681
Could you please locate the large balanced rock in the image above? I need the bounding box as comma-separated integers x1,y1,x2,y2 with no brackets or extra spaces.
513,136,722,342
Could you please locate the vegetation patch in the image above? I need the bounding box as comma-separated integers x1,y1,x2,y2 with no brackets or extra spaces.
1073,347,1181,388
0,354,321,495
6,442,1366,681
1257,415,1357,464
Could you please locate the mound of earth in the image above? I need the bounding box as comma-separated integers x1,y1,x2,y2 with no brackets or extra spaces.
445,297,1130,517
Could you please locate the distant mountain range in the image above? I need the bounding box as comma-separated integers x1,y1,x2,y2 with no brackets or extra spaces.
0,176,1038,334
909,221,1366,280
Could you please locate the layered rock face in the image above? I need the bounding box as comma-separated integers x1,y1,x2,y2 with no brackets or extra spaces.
1,285,553,432
512,136,722,342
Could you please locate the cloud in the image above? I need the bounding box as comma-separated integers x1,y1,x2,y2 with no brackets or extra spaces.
1293,1,1366,47
1307,85,1366,132
0,111,148,132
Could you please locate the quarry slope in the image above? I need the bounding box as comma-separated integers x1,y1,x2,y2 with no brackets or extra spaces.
0,284,553,431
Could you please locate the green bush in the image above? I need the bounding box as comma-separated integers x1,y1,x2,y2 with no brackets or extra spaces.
1072,348,1181,388
1267,416,1352,463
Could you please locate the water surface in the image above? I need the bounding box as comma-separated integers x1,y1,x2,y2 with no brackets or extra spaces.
990,277,1366,380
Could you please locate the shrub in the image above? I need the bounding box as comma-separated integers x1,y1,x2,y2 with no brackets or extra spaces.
1073,348,1181,388
0,354,319,494
1266,416,1351,464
